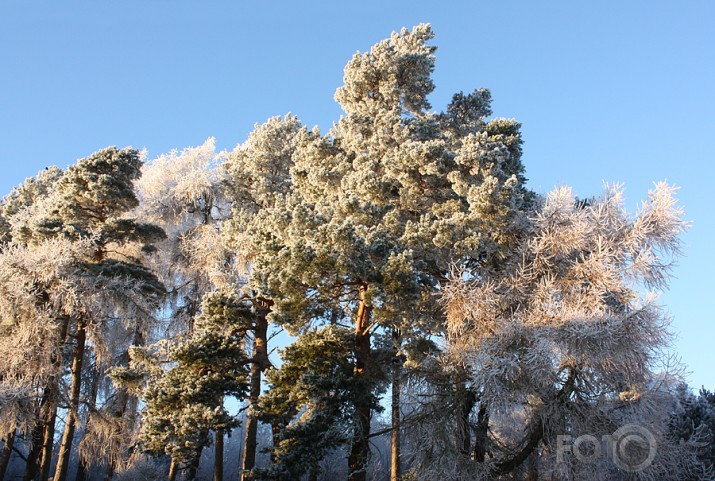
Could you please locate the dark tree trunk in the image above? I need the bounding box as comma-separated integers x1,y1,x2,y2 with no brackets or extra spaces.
39,316,70,481
241,299,271,481
348,283,371,481
53,325,86,481
455,381,476,458
213,429,223,481
390,328,401,481
240,361,260,480
0,430,16,481
23,423,43,481
38,389,59,481
473,403,489,463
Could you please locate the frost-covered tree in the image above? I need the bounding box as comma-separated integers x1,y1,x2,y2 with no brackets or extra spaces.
669,384,715,479
223,114,304,479
252,326,371,481
137,138,232,330
0,149,166,481
135,138,238,481
0,236,86,481
114,291,252,481
416,183,706,480
0,167,67,481
237,24,531,481
42,147,166,481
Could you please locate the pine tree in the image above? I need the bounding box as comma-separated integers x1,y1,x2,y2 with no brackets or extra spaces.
240,24,530,481
1,147,167,481
252,326,374,481
223,115,304,479
669,384,715,479
115,291,252,481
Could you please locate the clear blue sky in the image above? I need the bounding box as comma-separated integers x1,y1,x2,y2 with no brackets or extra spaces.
1,1,713,389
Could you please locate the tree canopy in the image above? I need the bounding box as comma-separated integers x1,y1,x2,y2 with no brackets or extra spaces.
0,23,710,481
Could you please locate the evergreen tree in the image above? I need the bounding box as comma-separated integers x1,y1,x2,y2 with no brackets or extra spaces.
252,326,383,481
0,148,166,481
669,384,715,479
223,115,304,479
114,291,252,481
240,24,530,481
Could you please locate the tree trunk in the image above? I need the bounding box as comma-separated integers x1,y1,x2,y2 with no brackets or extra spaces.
39,402,59,481
455,380,476,458
390,328,401,481
53,325,86,481
473,403,489,463
38,316,71,481
348,283,371,481
23,423,43,481
241,299,271,481
214,429,223,481
0,430,16,481
75,363,100,481
240,360,260,480
168,458,178,481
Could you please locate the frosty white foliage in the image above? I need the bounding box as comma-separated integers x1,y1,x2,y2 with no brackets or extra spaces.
410,182,698,480
138,138,226,226
113,455,164,481
0,236,90,434
137,139,235,331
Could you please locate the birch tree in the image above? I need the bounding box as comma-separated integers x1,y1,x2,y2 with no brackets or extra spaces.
418,183,707,480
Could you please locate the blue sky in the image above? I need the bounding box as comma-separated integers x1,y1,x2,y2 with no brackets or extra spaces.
1,1,713,389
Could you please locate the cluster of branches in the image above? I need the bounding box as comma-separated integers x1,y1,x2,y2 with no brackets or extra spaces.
0,23,712,481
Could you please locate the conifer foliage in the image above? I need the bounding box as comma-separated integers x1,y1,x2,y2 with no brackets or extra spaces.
0,23,710,481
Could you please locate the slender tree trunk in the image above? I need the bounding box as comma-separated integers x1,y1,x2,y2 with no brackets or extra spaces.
473,403,489,463
0,430,16,481
24,423,43,481
38,316,71,481
348,283,371,481
53,325,86,481
168,458,178,481
213,429,223,481
240,360,260,479
455,380,476,458
75,363,100,481
241,300,271,481
390,328,401,481
39,402,59,481
37,387,59,481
